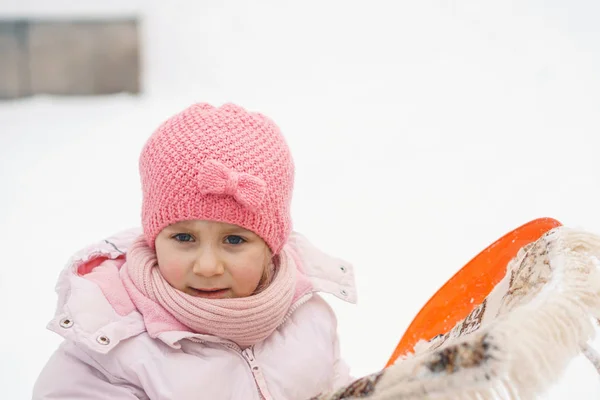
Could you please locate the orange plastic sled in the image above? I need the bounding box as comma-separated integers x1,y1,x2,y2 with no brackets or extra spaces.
386,217,562,367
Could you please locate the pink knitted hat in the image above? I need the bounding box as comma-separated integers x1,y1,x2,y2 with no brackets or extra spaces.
139,103,294,254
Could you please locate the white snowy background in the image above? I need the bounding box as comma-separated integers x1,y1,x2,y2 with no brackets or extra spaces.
2,1,600,398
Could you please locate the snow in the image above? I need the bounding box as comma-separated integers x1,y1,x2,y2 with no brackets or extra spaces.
2,1,600,398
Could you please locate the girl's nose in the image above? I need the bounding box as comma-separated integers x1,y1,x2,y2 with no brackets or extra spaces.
192,246,225,277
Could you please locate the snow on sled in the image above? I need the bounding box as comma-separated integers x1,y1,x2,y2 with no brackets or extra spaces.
312,218,600,399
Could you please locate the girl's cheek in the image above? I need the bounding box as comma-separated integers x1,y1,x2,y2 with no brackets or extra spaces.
158,261,187,285
232,262,265,293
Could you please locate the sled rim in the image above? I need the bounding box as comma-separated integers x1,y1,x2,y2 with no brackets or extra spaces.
386,217,562,367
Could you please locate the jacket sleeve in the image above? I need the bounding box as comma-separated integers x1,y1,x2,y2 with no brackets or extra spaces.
316,294,353,390
33,342,145,400
332,333,354,390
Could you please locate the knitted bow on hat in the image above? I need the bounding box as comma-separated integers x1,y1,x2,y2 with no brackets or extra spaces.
197,160,267,211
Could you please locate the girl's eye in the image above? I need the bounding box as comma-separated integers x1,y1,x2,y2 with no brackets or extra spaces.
225,235,246,245
173,233,194,242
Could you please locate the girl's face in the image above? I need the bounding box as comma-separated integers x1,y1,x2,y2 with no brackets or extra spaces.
154,220,271,299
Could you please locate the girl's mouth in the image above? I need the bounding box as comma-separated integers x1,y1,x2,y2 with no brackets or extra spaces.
189,287,229,299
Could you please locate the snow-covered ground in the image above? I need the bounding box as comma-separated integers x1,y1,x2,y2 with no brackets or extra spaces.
2,1,600,399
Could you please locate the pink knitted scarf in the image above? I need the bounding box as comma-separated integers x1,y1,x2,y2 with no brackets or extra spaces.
123,236,296,347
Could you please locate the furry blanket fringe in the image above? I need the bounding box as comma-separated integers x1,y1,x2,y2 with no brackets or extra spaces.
312,227,600,400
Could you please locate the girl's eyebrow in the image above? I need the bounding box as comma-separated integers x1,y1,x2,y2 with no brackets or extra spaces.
167,220,197,228
221,226,252,235
163,223,195,233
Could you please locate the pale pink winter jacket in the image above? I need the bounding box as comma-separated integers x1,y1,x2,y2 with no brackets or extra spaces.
32,229,357,400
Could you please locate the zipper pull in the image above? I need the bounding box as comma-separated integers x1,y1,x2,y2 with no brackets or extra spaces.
243,347,256,362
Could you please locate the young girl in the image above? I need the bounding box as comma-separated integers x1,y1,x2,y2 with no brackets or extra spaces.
32,103,357,399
